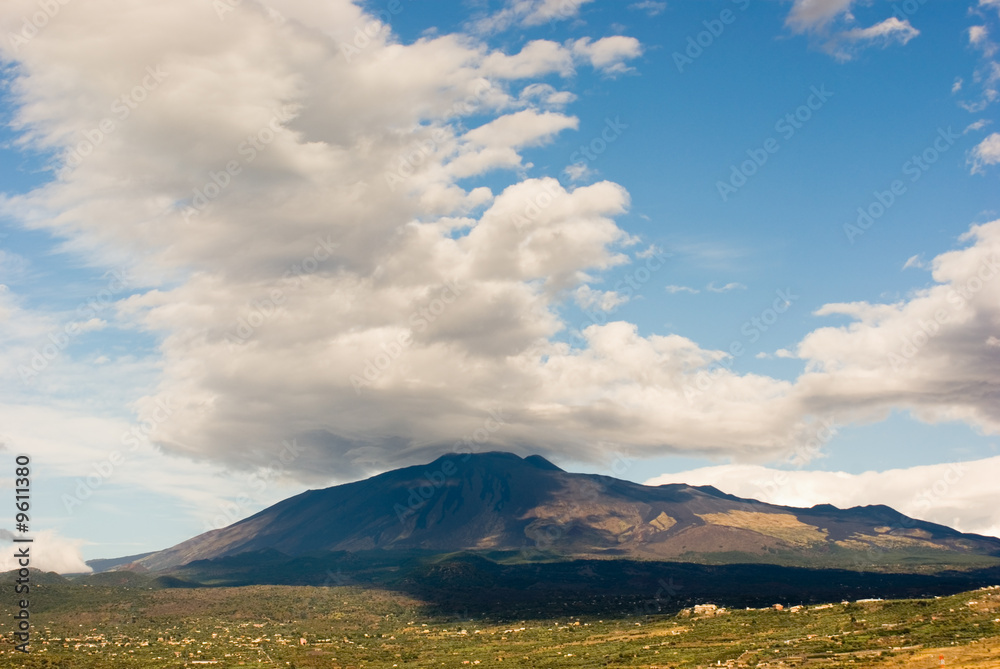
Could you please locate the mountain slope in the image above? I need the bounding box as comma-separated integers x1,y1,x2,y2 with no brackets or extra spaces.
133,452,1000,572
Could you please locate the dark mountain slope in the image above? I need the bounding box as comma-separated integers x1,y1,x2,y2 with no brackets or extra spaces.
131,452,1000,573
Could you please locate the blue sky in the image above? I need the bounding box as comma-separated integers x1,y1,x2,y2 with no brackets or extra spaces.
0,0,999,569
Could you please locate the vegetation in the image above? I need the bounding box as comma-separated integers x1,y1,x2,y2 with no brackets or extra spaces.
0,575,998,667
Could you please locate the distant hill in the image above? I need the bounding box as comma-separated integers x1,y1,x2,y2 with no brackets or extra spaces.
127,452,1000,574
86,551,156,574
0,569,69,585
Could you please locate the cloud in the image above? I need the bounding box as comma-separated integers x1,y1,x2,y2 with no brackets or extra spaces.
706,281,747,293
518,83,576,108
646,456,1000,538
958,7,1000,110
902,254,924,270
965,119,991,134
636,245,665,259
474,0,595,33
482,40,576,79
574,285,628,311
785,0,857,33
479,37,642,78
563,161,595,182
2,0,1000,489
970,132,1000,173
971,25,990,48
664,285,699,294
0,529,91,574
784,1,918,60
522,0,594,26
628,1,666,17
570,36,643,75
787,220,1000,435
448,109,578,177
842,17,919,47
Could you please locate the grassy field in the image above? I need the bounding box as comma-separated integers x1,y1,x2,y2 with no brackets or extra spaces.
0,579,998,668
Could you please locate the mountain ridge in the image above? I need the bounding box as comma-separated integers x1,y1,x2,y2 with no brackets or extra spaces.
125,451,1000,573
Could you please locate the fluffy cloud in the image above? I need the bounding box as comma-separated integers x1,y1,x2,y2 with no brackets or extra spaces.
2,0,1000,489
0,530,90,574
574,285,628,311
842,18,919,46
647,456,1000,539
970,25,990,47
474,0,595,33
785,0,857,33
784,0,919,60
959,3,1000,110
521,0,594,26
482,40,575,79
970,132,1000,172
629,1,666,17
789,220,1000,433
9,0,774,482
571,36,643,75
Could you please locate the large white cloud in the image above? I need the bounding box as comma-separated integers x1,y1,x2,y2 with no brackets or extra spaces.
790,220,1000,434
0,529,90,574
1,0,999,490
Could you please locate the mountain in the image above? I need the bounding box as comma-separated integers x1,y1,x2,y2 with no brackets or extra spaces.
86,551,156,574
130,452,1000,573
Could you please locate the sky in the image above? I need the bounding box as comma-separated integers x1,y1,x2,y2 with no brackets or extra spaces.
0,0,998,571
